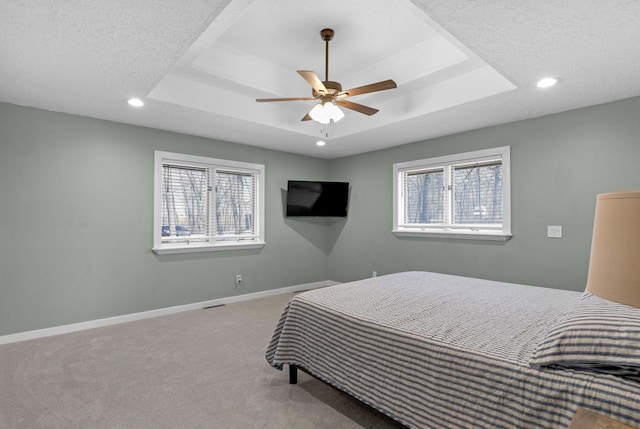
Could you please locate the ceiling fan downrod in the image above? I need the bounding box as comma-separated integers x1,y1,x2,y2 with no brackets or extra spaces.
320,28,334,82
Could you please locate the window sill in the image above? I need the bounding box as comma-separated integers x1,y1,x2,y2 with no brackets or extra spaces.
152,241,266,255
392,229,512,241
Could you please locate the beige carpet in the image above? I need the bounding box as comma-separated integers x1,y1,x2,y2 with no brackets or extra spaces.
0,292,406,429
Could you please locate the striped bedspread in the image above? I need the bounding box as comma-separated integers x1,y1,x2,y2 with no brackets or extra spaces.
266,271,640,429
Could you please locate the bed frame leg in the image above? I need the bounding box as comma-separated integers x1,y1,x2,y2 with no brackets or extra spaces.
289,365,298,384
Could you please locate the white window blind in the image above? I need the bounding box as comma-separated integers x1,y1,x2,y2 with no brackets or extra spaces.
452,160,503,226
153,152,265,254
162,164,210,240
404,168,444,224
214,170,256,240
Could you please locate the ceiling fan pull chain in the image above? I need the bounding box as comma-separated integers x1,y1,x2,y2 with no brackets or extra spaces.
318,123,329,138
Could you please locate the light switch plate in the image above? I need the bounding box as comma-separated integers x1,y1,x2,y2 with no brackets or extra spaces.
547,225,563,238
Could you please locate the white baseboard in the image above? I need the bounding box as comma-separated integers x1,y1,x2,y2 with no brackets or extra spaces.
0,280,338,346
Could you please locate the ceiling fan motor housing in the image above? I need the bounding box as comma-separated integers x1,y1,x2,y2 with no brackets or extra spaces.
313,80,342,100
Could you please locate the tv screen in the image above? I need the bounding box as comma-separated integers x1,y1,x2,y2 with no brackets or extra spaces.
286,181,349,217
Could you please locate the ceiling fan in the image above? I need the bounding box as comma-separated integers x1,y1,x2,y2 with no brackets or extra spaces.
255,28,397,124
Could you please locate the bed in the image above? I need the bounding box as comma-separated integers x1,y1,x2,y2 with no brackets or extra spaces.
265,271,640,429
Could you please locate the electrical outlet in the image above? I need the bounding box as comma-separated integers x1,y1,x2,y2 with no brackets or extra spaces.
372,271,377,278
235,274,242,284
547,225,563,238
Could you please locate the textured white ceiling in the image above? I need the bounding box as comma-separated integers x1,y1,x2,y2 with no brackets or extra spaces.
1,0,640,159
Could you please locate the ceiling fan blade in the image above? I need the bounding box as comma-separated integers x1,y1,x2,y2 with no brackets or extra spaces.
256,97,315,102
335,99,379,116
301,112,312,121
298,70,327,94
338,79,397,98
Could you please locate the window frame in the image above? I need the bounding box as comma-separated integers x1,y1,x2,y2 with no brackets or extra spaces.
392,146,512,241
153,151,265,254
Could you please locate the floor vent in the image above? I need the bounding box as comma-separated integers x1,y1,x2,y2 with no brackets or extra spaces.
202,304,225,310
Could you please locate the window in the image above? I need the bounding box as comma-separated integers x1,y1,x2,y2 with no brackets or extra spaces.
393,146,511,241
153,151,265,254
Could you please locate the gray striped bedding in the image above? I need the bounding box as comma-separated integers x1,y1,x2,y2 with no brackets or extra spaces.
265,271,640,429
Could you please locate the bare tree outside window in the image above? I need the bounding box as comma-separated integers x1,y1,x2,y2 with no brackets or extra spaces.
405,169,444,224
162,165,209,238
215,171,255,237
453,163,502,225
161,166,256,242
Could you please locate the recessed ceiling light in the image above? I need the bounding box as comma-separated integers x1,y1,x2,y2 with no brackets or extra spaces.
316,140,326,147
537,77,558,88
127,98,144,107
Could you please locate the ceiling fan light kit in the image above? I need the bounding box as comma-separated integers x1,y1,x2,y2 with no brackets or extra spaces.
309,101,344,124
256,28,397,128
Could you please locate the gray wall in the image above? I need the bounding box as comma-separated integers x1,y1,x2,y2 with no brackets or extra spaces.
0,103,330,336
328,97,640,290
2,97,640,336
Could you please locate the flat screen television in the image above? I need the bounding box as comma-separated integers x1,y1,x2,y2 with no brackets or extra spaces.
286,180,349,217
